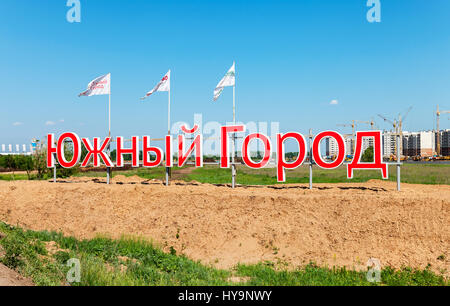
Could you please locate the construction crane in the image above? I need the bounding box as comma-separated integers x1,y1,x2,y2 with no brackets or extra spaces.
378,114,399,156
377,114,397,132
337,119,379,155
398,107,412,137
378,107,412,156
436,105,450,156
336,122,354,155
337,120,355,136
355,119,377,130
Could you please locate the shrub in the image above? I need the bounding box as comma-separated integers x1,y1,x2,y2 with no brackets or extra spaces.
14,155,34,179
361,146,374,163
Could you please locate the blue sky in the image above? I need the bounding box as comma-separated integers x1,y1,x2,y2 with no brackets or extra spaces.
1,0,450,145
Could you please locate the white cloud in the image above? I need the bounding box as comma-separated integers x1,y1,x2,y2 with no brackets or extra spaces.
59,119,65,123
330,99,339,105
12,122,23,126
45,121,56,126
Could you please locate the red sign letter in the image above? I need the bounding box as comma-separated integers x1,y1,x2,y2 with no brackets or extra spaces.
81,137,113,167
143,136,163,168
277,132,307,182
178,125,203,167
47,134,57,168
242,133,272,169
165,135,173,167
116,136,139,167
220,125,245,168
57,132,81,169
347,131,388,179
312,131,346,169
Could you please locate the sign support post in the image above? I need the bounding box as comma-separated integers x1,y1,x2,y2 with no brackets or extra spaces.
53,158,57,183
107,81,112,185
231,77,237,189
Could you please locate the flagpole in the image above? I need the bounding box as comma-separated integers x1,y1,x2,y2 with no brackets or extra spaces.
232,62,236,189
107,75,111,185
166,86,171,187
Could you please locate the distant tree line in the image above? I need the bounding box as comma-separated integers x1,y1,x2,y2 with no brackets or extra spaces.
0,142,80,180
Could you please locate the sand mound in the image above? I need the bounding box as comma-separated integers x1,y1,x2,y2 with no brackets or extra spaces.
0,179,448,275
111,175,146,184
0,264,33,286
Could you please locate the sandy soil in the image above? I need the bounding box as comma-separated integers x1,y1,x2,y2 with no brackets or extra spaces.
0,177,448,275
0,263,33,286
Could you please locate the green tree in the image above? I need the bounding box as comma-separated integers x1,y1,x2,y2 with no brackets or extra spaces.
361,146,374,163
33,146,50,179
0,155,16,180
14,155,34,180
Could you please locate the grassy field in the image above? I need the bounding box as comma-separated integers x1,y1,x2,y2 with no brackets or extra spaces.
0,173,30,181
182,163,450,185
0,222,447,286
2,163,449,185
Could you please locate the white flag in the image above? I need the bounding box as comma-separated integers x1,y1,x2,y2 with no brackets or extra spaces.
214,62,235,101
79,73,111,97
141,70,171,100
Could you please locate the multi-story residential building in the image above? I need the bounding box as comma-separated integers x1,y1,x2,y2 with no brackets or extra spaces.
325,136,372,157
402,131,435,157
345,137,355,156
383,131,397,158
441,129,450,156
325,137,339,157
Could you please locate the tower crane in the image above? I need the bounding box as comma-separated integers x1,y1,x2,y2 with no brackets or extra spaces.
337,121,356,152
378,107,413,158
377,114,397,132
378,114,398,157
397,106,413,154
398,107,412,136
355,119,377,130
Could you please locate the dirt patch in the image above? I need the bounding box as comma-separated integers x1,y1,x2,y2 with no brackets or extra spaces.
44,241,69,256
0,264,33,286
0,179,448,276
171,167,195,180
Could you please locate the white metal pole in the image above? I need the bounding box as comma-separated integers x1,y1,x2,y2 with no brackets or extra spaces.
166,88,171,186
53,154,57,183
232,67,236,189
108,92,111,136
107,81,111,185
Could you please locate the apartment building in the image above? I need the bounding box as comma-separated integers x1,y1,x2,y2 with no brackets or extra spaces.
325,137,339,157
382,131,397,158
440,129,450,156
402,131,435,157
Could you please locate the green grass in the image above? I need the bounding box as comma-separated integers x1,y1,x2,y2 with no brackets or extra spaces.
2,163,449,185
0,222,447,286
0,173,30,181
185,164,450,185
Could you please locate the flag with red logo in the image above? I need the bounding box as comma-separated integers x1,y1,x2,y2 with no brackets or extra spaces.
79,73,111,97
141,70,171,100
